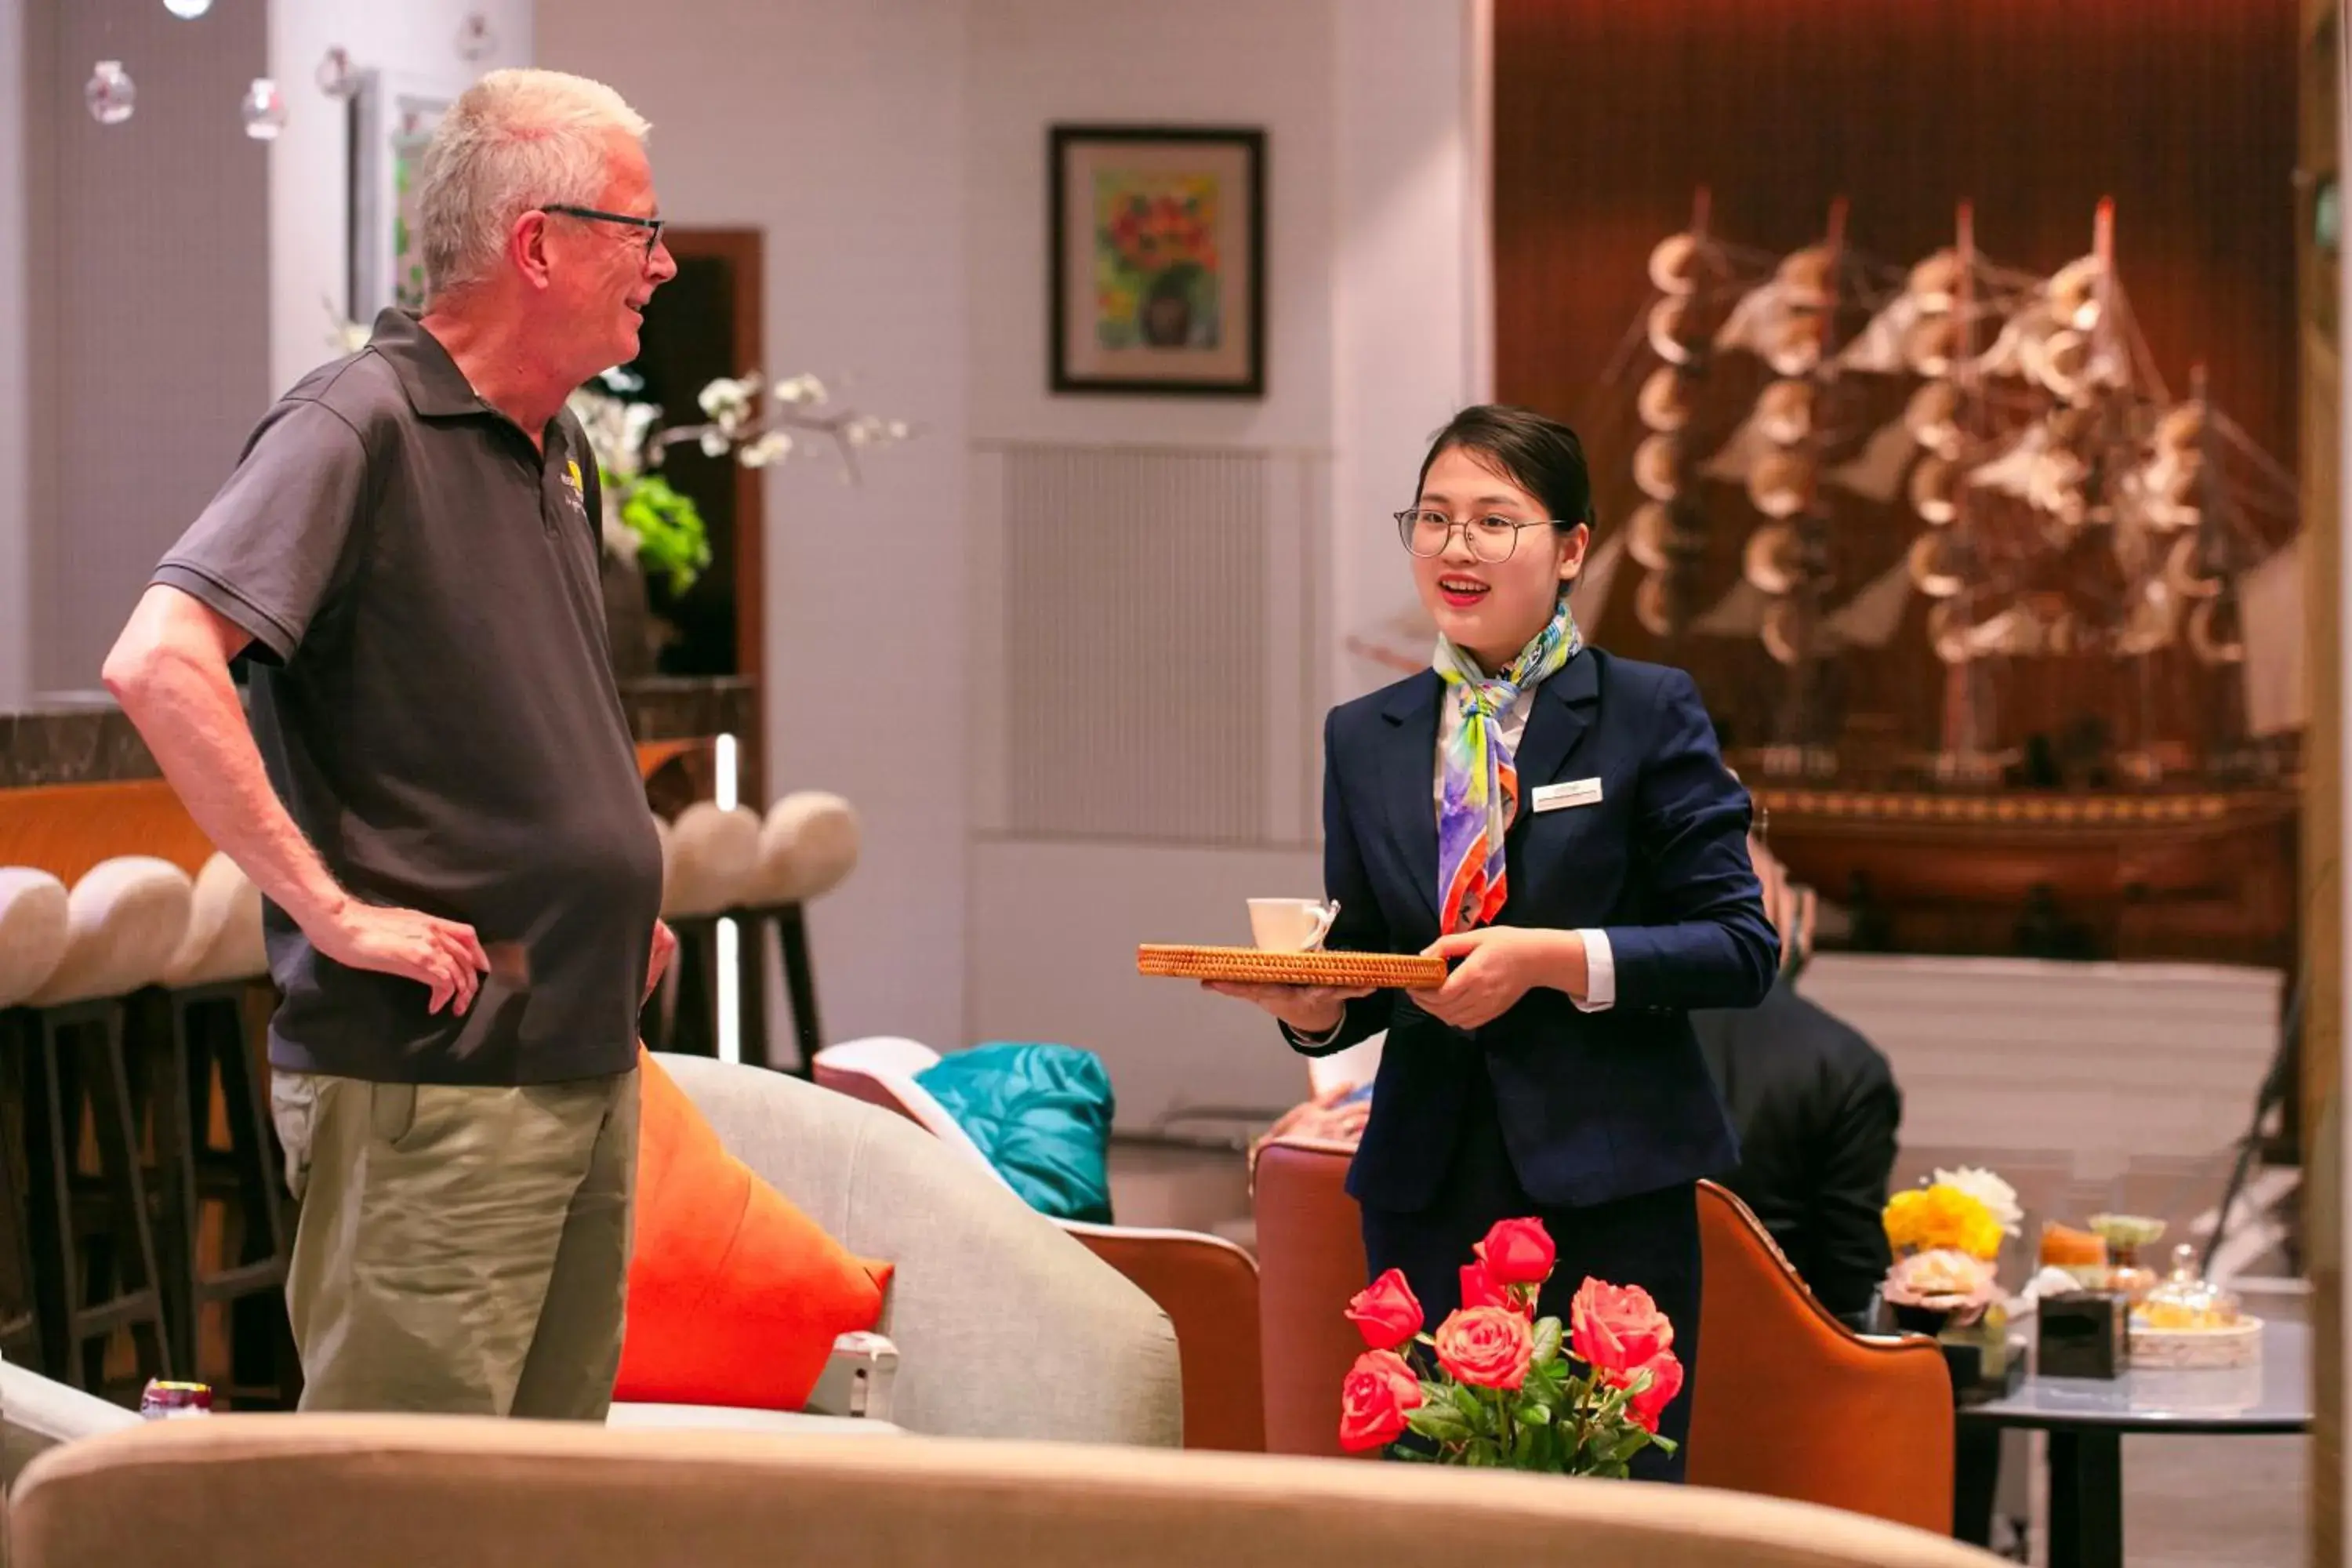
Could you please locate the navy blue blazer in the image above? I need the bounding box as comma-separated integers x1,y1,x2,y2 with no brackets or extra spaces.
1293,647,1777,1214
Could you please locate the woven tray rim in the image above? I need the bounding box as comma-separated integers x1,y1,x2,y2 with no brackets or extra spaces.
1135,944,1445,987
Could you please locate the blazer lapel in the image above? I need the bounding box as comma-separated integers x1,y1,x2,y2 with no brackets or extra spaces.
1508,648,1599,796
1380,671,1444,928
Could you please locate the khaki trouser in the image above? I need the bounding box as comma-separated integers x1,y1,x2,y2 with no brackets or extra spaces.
270,1068,639,1419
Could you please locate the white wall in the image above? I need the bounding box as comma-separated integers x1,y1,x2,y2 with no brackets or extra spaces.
1330,0,1489,706
963,0,1337,453
531,0,1486,1120
539,0,971,1054
267,0,533,396
961,0,1486,1127
34,0,270,695
0,0,28,707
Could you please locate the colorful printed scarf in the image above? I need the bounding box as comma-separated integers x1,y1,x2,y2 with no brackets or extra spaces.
1433,597,1583,934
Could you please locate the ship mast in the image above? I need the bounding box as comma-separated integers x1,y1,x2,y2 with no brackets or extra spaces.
1937,201,1987,774
1780,196,1846,773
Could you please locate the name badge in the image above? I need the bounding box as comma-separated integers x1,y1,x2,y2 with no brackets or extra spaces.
1532,779,1603,814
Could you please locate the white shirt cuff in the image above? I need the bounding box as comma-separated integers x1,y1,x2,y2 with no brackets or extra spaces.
1284,1014,1348,1049
1571,928,1615,1012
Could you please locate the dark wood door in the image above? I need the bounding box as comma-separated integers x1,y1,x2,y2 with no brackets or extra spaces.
624,228,767,690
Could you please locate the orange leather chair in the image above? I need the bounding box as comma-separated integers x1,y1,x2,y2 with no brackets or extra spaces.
811,1039,1265,1452
1059,1224,1264,1452
1249,1136,1373,1460
1687,1180,1955,1534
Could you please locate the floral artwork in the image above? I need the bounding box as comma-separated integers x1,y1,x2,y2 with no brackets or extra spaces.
1052,127,1264,396
1091,172,1221,353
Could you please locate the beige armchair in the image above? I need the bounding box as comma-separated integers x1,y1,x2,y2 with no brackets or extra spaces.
811,1037,1264,1451
643,1054,1181,1446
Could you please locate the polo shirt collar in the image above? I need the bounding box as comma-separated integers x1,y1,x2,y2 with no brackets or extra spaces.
368,308,485,419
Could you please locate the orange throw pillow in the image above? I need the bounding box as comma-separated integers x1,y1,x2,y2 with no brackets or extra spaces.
615,1049,892,1410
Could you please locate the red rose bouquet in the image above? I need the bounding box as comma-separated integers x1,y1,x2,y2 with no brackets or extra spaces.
1338,1218,1682,1475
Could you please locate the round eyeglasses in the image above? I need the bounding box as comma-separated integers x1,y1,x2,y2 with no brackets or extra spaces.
1393,508,1561,564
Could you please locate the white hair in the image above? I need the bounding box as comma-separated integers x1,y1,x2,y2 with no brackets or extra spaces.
416,69,651,301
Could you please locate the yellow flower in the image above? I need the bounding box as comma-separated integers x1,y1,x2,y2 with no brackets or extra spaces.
1885,1184,2003,1261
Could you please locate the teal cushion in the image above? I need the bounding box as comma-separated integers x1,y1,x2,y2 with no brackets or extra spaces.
916,1043,1116,1223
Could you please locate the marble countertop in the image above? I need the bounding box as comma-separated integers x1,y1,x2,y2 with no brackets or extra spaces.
0,676,757,789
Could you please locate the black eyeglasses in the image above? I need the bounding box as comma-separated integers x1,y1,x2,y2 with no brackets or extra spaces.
541,203,666,261
1393,509,1561,564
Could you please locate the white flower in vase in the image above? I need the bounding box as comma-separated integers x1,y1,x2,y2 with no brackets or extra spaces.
1932,1166,2023,1237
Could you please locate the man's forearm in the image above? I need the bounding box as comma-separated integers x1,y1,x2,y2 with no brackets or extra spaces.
113,648,347,931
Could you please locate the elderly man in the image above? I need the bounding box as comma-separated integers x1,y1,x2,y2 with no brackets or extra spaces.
103,69,678,1418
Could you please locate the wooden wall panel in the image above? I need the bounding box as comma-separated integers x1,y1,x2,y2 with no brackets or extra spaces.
2299,0,2343,1559
1494,0,2299,757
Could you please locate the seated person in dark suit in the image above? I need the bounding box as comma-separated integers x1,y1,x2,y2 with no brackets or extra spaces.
1690,833,1900,1330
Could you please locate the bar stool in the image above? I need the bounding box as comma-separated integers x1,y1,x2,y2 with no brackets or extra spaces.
24,855,190,1394
146,852,296,1406
648,803,764,1065
737,791,862,1076
0,867,71,1373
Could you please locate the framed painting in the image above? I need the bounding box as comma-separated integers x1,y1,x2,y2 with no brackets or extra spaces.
1050,125,1265,397
348,71,452,320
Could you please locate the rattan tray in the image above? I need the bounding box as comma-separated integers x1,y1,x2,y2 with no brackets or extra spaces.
1136,944,1446,989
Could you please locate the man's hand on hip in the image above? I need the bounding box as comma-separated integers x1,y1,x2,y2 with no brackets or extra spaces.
644,918,677,1005
310,901,490,1015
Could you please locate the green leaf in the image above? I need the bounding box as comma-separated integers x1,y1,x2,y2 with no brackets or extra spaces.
1530,1318,1563,1367
1406,1405,1474,1443
615,473,713,594
1606,1429,1654,1465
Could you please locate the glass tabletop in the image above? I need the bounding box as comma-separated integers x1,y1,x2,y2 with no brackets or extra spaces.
1958,1319,2312,1434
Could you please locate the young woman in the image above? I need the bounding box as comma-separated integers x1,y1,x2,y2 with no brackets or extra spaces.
1207,405,1775,1480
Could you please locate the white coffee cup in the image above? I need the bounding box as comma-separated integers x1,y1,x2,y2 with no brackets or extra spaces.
1248,898,1339,953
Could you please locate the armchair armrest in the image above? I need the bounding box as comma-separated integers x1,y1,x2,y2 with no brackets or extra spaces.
805,1330,899,1421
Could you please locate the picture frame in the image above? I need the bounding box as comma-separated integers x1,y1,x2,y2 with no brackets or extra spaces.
347,71,453,321
1049,125,1266,397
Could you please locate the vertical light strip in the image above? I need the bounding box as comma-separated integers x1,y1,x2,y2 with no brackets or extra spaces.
714,732,739,811
1462,0,1497,404
714,731,741,1064
715,918,741,1066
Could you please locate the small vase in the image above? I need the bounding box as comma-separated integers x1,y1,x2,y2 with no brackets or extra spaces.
1140,291,1191,347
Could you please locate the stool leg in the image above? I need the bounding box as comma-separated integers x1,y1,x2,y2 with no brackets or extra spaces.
146,991,203,1378
203,989,298,1408
33,1015,90,1388
0,1013,52,1370
85,1006,172,1386
774,903,822,1078
209,993,285,1261
735,915,771,1073
669,922,721,1059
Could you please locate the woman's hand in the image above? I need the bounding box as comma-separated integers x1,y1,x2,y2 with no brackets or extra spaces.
1201,980,1374,1036
1410,927,1586,1030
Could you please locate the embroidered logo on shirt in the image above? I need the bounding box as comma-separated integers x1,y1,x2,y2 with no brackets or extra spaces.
561,456,589,519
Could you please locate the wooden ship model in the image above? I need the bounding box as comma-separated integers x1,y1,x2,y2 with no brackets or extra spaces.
1602,192,2302,964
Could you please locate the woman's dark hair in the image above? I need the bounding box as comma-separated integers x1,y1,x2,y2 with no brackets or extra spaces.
1414,404,1595,535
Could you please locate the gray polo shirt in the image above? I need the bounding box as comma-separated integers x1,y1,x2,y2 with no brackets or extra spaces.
152,308,662,1086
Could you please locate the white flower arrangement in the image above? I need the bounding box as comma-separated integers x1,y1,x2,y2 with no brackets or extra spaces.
328,308,913,590
567,365,913,587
